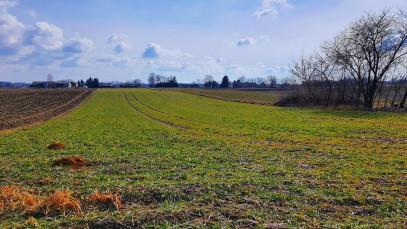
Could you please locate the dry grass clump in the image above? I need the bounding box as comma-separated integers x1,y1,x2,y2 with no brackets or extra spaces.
37,177,55,185
25,217,37,226
0,199,4,211
0,186,124,217
52,156,87,169
0,186,82,216
45,190,82,216
47,142,67,150
0,185,21,210
86,190,122,210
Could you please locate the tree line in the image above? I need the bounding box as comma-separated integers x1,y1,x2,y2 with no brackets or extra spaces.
148,73,179,87
286,10,407,110
201,75,279,88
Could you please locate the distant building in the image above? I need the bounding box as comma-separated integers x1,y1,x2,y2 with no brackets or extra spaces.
31,81,72,88
13,82,31,88
0,81,13,88
69,82,78,88
31,81,49,88
99,83,116,88
232,80,267,88
232,80,257,88
119,83,141,88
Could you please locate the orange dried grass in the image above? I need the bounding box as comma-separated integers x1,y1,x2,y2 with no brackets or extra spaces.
0,186,82,216
86,190,122,210
37,177,55,185
26,217,37,226
52,156,87,169
47,142,67,150
45,190,82,216
0,200,4,211
20,191,43,214
0,185,20,210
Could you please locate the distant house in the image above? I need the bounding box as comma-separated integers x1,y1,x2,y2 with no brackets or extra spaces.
13,82,31,88
99,83,116,88
232,80,267,88
232,80,257,88
69,82,78,88
0,81,13,88
31,81,49,88
31,81,71,88
50,81,71,88
119,83,140,88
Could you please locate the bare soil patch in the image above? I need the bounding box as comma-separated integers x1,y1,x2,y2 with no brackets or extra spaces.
0,88,94,131
52,156,87,169
47,142,67,150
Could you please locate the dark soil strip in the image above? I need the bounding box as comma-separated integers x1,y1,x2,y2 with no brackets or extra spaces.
176,90,274,106
0,90,95,131
123,93,189,129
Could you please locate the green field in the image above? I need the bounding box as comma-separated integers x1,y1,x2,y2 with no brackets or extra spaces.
172,88,281,105
0,89,406,228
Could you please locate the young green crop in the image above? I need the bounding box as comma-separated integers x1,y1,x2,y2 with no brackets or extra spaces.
171,88,281,105
0,89,406,228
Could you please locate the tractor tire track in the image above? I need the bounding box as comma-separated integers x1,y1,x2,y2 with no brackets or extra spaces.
131,94,208,125
123,92,189,129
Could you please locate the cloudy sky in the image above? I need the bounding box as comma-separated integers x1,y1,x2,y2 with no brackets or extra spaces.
1,0,406,83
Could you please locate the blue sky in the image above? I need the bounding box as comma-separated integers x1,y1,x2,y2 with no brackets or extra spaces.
1,0,406,83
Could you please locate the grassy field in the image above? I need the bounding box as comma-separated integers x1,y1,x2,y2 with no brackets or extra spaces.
0,88,406,228
171,88,281,105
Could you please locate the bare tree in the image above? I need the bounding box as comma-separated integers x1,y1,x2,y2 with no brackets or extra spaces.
313,54,337,106
290,54,318,102
133,79,143,87
280,76,294,88
203,75,214,84
148,73,156,87
267,75,277,88
324,10,407,109
397,64,407,108
238,76,247,83
47,73,53,82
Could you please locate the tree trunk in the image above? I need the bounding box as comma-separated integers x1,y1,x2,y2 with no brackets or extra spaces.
399,90,407,108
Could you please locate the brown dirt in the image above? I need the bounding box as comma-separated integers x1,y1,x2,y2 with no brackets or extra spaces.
52,156,87,169
47,142,67,150
0,88,94,132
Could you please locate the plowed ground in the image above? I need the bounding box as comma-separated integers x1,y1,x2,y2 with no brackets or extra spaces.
0,89,93,131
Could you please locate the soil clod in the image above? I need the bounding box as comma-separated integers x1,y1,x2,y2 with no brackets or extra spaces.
47,142,67,150
52,156,87,169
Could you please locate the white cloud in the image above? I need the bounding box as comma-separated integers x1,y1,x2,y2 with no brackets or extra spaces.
259,35,270,43
253,0,291,18
0,0,24,55
236,35,270,47
62,38,94,53
95,54,118,63
0,2,94,67
60,55,87,68
24,21,63,50
107,34,130,53
204,57,227,64
0,0,17,8
237,37,256,46
26,10,36,18
145,59,191,71
141,43,193,59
